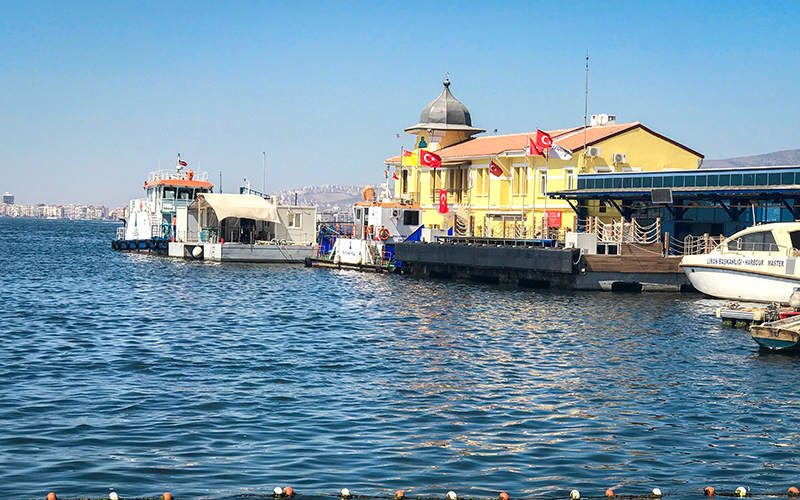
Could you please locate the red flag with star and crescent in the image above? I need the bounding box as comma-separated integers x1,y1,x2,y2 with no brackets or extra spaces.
528,136,545,157
490,160,504,177
438,188,448,214
535,129,553,151
419,150,442,169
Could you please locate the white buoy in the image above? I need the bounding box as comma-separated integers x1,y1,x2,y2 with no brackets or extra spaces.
736,487,747,497
341,488,351,498
652,488,662,497
447,491,458,500
570,490,580,500
274,487,284,496
192,245,203,258
110,493,119,500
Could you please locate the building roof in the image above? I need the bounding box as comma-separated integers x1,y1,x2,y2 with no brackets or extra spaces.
386,121,703,164
404,78,485,134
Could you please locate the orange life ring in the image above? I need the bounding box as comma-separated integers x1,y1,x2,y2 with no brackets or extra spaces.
378,227,390,240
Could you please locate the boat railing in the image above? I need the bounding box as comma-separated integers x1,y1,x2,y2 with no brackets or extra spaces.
148,170,209,183
682,234,723,255
129,198,149,212
682,234,793,256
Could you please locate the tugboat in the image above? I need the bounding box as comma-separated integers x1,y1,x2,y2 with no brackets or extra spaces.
308,185,424,273
112,154,212,254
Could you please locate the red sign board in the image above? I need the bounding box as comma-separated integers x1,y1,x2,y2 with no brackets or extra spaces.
546,210,562,227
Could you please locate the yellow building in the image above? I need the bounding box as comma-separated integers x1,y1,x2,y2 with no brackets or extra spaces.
386,79,704,238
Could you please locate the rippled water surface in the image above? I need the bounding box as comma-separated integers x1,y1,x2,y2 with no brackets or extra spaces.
2,218,800,500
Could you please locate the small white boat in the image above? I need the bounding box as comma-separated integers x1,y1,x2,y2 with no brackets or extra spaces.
680,222,800,303
308,186,429,272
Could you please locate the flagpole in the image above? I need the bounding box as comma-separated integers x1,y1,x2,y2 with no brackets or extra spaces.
544,152,549,238
522,138,527,238
583,52,589,173
487,160,491,237
532,154,537,237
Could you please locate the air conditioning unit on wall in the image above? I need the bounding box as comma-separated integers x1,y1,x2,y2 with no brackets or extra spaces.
586,147,602,157
612,153,627,163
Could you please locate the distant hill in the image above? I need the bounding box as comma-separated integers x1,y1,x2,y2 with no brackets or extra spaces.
272,184,371,217
702,149,800,169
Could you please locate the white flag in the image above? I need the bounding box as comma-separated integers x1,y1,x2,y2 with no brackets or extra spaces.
549,143,573,160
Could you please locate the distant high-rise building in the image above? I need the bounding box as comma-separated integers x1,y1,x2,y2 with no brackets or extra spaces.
3,192,13,205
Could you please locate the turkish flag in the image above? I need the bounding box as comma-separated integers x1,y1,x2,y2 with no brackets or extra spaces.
490,160,503,177
420,150,442,168
438,188,448,214
179,160,188,166
528,136,544,157
535,129,553,150
393,172,400,180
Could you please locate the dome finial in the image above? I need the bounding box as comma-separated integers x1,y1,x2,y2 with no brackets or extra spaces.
444,72,450,87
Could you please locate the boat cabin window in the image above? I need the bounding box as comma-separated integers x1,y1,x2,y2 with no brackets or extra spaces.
163,189,176,199
354,208,363,223
177,188,192,200
791,231,800,250
403,210,420,226
728,230,777,252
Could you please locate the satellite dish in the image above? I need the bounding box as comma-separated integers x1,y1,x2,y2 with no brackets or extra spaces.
362,186,375,201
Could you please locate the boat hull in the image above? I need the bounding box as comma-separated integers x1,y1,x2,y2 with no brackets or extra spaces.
681,262,800,303
112,238,169,255
750,316,800,351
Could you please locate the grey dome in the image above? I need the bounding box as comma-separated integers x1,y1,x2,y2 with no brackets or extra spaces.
405,79,485,134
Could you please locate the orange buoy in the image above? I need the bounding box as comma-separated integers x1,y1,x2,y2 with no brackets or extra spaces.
284,486,294,497
605,489,615,498
47,493,57,500
704,487,715,496
163,493,172,500
499,492,509,500
789,487,799,497
395,491,405,499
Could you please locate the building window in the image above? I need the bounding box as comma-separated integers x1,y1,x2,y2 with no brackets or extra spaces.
539,171,548,196
477,168,489,196
402,169,409,194
565,168,575,190
288,213,301,228
513,167,527,195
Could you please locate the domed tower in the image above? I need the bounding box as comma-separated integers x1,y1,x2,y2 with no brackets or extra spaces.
405,78,484,150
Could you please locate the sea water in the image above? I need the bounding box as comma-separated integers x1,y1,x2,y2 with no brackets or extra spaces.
1,218,800,500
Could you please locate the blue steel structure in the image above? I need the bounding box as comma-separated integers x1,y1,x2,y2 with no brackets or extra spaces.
551,165,800,241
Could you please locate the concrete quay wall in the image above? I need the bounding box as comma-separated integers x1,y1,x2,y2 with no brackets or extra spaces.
395,242,694,292
395,242,580,289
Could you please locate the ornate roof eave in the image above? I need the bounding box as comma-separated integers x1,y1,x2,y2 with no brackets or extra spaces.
404,123,486,134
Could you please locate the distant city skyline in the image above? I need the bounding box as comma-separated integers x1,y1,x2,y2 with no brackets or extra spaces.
2,1,799,208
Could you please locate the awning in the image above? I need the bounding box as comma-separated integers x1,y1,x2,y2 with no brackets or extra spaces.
195,193,279,222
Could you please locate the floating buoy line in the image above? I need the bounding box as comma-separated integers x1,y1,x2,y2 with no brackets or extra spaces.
37,486,800,500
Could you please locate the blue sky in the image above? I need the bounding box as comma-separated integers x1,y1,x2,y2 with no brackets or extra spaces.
1,1,798,207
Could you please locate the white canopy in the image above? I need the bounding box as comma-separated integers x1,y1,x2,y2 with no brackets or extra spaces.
195,193,279,222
